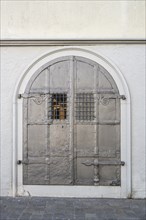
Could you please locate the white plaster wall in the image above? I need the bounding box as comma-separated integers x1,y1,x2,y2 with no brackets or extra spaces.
1,0,146,40
1,45,146,198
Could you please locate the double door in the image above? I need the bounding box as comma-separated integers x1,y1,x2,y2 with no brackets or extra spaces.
23,56,122,186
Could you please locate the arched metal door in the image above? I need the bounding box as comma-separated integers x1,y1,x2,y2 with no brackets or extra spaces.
21,56,125,186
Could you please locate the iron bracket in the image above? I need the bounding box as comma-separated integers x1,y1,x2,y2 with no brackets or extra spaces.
121,161,125,166
18,94,22,99
17,159,29,165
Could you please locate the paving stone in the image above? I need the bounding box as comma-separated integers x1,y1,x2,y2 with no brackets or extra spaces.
19,213,32,219
85,213,97,220
0,197,145,220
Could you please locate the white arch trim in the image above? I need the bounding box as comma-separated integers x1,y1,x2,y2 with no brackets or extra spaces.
13,47,131,198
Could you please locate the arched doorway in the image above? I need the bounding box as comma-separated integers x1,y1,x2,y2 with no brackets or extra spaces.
15,49,131,197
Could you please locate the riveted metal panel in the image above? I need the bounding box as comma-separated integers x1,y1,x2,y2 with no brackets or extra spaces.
76,61,95,90
76,157,94,185
30,69,49,93
26,164,49,185
50,124,70,157
76,125,96,157
27,125,48,157
23,56,121,186
50,60,70,90
74,57,98,185
99,125,118,154
50,157,73,185
99,98,117,121
99,165,121,186
28,98,47,124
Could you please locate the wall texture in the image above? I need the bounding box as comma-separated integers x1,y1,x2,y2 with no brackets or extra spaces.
1,45,146,198
1,0,146,40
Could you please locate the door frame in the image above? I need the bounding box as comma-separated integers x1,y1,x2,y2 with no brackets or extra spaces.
13,47,131,198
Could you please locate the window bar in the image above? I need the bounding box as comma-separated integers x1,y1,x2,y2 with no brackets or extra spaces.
78,94,79,120
87,94,88,120
58,93,59,119
89,94,90,120
86,94,88,120
90,94,91,120
51,94,53,119
91,96,92,120
60,94,61,120
82,93,83,120
65,94,67,119
64,94,65,119
55,94,57,120
80,94,82,120
82,94,83,120
62,94,64,119
84,93,86,121
75,93,95,121
58,93,60,120
84,94,85,120
79,94,80,120
53,94,54,120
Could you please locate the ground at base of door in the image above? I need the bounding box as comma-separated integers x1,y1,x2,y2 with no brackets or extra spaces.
0,197,146,220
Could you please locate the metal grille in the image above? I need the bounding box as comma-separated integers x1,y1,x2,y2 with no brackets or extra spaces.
50,93,67,120
75,93,94,121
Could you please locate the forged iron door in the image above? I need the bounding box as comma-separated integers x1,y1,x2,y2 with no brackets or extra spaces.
74,57,121,186
22,56,123,186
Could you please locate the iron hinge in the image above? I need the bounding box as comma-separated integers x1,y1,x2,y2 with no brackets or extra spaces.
119,95,126,100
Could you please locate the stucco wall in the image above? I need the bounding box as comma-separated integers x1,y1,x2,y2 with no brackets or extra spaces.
1,0,145,39
1,45,145,198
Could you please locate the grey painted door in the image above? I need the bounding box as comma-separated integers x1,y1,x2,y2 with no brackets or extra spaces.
23,56,121,186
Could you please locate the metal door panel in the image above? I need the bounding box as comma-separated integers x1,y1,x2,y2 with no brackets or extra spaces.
76,125,96,157
23,125,48,183
28,98,47,123
99,149,116,158
99,125,118,150
27,125,47,157
25,164,49,185
99,98,117,121
50,61,70,89
74,57,97,185
22,56,122,186
76,61,94,89
49,157,73,185
50,124,70,157
99,72,113,89
30,69,49,93
76,158,94,185
99,165,120,186
98,65,119,92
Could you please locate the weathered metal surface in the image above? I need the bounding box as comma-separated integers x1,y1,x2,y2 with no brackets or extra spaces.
50,60,70,90
22,56,122,186
50,124,70,157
